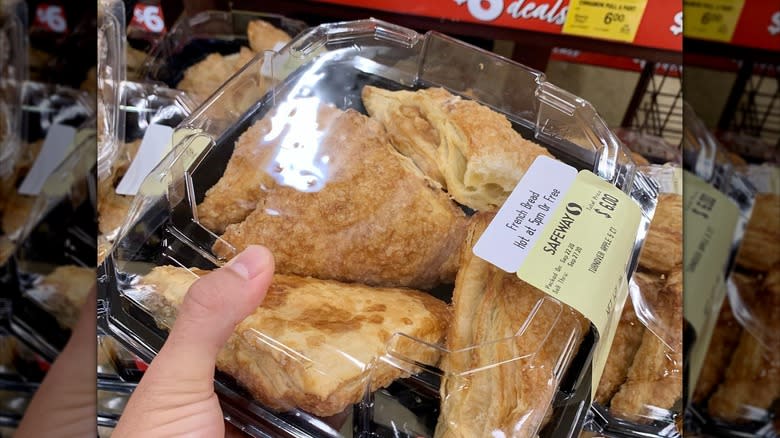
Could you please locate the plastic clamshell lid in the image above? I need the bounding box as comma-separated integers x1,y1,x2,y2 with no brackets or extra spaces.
106,18,662,438
0,0,29,178
140,9,308,89
97,0,127,181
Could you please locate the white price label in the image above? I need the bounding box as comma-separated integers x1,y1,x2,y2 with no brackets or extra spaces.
473,156,578,272
18,124,77,195
115,124,174,196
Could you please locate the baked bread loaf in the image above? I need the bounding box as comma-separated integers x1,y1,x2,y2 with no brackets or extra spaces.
692,287,743,404
435,214,589,438
177,19,289,102
707,331,780,422
639,193,682,274
596,271,663,405
27,265,94,328
178,47,256,102
362,86,553,212
247,19,291,53
201,104,468,289
97,139,142,237
736,193,780,272
610,269,683,423
1,192,35,238
707,268,780,421
631,152,650,167
136,265,450,417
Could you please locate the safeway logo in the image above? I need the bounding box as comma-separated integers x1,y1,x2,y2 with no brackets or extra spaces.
453,0,568,25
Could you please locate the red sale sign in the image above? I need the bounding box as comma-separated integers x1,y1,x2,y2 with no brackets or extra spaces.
731,0,780,52
316,0,567,33
130,3,167,34
312,0,680,51
33,3,67,34
634,2,681,52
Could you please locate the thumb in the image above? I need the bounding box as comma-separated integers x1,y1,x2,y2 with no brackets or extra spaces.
151,245,274,384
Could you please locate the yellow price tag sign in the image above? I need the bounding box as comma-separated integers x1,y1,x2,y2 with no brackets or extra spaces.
683,0,746,42
562,0,649,43
473,157,644,397
682,171,741,400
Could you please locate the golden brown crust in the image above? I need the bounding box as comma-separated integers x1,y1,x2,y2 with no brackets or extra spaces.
736,194,780,272
692,295,742,404
80,66,98,95
639,193,683,274
707,267,780,421
631,152,650,167
97,139,143,238
596,271,664,405
435,214,588,438
610,269,683,422
707,330,780,422
112,139,142,179
202,105,468,289
362,86,553,212
1,192,36,236
197,103,341,233
0,236,14,266
246,19,291,53
137,266,450,417
126,46,147,81
16,140,44,175
177,47,256,102
28,265,94,328
727,151,748,172
98,190,133,237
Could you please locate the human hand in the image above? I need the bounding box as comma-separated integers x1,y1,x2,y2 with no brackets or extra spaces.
113,245,275,438
14,286,97,437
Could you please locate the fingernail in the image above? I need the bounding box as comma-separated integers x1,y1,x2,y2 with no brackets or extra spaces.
225,246,271,280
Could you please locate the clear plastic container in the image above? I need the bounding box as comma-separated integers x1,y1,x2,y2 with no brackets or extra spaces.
125,0,168,80
0,330,48,384
1,84,92,350
728,193,780,349
0,2,32,268
100,19,659,438
682,105,769,437
97,80,195,251
97,379,134,431
140,9,308,101
0,0,29,184
97,333,119,378
97,0,127,183
0,381,35,424
587,164,683,437
98,331,147,382
717,131,777,164
686,274,779,438
613,128,682,166
8,122,96,361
